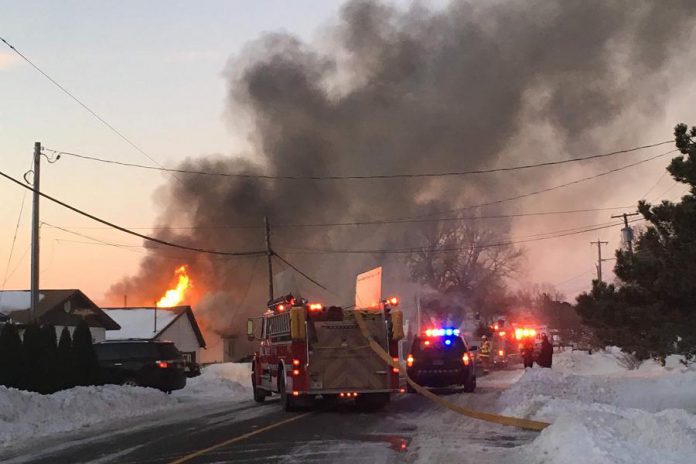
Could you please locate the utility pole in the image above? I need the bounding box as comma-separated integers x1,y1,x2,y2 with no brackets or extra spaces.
611,212,640,255
590,239,609,283
264,216,274,301
30,142,41,323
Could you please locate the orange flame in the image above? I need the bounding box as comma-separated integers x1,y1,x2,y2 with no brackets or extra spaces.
156,265,192,308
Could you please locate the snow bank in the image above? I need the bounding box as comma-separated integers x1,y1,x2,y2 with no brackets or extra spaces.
502,350,696,464
0,362,252,448
175,362,251,401
0,385,174,447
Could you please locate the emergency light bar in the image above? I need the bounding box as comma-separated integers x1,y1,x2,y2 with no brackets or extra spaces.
424,328,460,337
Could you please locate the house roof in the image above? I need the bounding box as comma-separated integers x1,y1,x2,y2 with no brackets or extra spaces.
103,306,206,348
0,289,120,330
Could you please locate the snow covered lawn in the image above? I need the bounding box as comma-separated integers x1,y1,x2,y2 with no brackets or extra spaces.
0,362,251,448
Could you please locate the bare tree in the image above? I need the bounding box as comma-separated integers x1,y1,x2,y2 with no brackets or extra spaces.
407,221,523,322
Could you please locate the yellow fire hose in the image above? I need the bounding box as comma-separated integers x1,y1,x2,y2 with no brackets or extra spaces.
353,311,549,432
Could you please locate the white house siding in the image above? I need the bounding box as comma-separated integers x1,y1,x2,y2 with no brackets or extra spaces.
156,315,201,361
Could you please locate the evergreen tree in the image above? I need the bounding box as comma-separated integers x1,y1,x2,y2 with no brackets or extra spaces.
577,123,696,363
0,323,25,388
22,323,42,392
38,325,58,393
72,320,100,386
57,327,74,390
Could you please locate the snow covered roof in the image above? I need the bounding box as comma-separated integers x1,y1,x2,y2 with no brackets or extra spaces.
103,306,205,347
0,291,46,315
0,289,120,329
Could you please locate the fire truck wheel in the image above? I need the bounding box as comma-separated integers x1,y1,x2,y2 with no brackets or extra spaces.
252,374,266,403
279,369,298,412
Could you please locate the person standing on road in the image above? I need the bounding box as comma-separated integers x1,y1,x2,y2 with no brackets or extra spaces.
479,335,492,373
521,337,535,368
537,334,553,368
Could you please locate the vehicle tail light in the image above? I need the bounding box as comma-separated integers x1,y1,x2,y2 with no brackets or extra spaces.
498,350,504,357
156,361,169,369
462,353,470,366
292,391,299,397
292,358,301,366
292,369,300,376
406,355,414,367
424,340,430,346
308,303,323,311
392,357,399,373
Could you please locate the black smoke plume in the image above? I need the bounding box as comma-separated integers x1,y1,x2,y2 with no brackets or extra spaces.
108,0,696,335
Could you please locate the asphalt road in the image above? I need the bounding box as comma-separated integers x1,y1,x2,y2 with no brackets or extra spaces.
2,373,536,464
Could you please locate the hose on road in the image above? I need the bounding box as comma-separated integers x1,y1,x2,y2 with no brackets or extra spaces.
353,310,550,432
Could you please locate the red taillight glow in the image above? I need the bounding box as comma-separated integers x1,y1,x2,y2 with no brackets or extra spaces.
388,296,399,306
392,357,399,373
498,350,504,356
278,304,286,312
424,340,431,346
292,369,300,376
406,355,414,367
292,391,299,397
499,331,506,337
292,359,301,366
462,353,470,366
156,361,169,369
399,388,406,393
309,303,323,311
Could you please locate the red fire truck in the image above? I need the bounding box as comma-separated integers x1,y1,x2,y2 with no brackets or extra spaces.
247,294,404,411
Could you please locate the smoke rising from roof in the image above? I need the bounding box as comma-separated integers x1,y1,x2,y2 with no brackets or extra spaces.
107,0,696,334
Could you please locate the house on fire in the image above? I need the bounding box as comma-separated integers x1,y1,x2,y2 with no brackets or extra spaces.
103,306,206,363
0,289,121,341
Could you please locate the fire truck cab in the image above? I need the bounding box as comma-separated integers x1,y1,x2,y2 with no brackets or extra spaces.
248,294,403,411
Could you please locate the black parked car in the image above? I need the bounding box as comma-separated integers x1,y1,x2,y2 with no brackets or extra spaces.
94,340,187,392
406,329,476,393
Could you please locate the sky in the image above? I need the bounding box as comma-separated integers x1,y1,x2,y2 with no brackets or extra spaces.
0,0,351,299
0,0,694,306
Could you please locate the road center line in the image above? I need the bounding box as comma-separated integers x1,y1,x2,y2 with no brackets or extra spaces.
167,412,313,464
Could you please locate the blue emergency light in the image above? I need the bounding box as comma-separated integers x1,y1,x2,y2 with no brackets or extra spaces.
425,327,460,337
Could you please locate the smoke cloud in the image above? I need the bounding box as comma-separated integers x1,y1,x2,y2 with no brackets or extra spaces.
108,0,696,336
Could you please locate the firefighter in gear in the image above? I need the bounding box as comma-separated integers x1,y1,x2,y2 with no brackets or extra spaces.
521,337,535,368
537,334,553,368
479,335,492,373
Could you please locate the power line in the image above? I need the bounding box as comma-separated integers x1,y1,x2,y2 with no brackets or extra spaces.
436,150,676,216
273,253,328,291
0,35,177,182
1,192,28,296
275,218,644,255
49,205,635,231
44,140,674,181
641,169,669,199
31,149,672,235
0,168,265,257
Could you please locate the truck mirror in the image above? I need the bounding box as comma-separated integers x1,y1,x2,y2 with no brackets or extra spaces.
247,318,255,341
